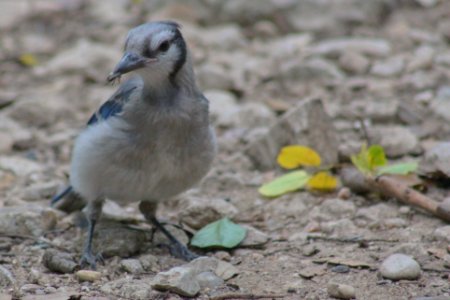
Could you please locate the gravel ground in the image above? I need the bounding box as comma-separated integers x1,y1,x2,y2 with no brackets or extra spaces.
1,0,450,299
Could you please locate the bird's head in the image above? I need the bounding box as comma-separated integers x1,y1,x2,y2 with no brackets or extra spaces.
107,21,187,85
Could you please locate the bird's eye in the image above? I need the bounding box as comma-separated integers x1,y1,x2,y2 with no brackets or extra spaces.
158,41,170,52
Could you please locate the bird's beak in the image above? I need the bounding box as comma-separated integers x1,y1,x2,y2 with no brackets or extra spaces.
107,52,157,82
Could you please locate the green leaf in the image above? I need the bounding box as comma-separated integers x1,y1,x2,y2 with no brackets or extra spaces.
367,145,387,169
258,170,311,197
351,144,387,175
191,218,247,249
351,144,371,174
377,162,418,175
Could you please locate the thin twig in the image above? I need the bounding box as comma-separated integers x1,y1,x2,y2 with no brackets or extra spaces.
210,293,287,300
307,235,398,243
369,175,450,222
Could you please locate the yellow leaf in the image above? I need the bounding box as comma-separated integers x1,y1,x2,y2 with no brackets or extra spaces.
277,145,321,169
19,53,38,67
307,171,338,191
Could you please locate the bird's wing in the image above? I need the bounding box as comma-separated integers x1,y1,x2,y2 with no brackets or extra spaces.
52,80,138,206
87,81,138,126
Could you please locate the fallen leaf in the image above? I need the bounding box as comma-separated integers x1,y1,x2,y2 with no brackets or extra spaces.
277,145,321,169
19,53,38,67
377,162,418,175
351,144,387,175
307,171,338,191
259,170,311,197
191,218,246,249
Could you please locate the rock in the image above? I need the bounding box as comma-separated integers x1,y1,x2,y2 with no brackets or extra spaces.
152,266,200,297
400,70,439,92
232,103,276,129
139,254,159,272
369,126,419,157
431,86,450,121
340,98,398,122
356,203,399,223
88,0,131,24
370,56,404,77
245,98,339,170
0,156,41,177
266,33,313,60
279,57,344,81
239,225,270,247
0,265,15,287
327,282,356,299
0,205,58,237
90,221,149,258
199,25,246,50
319,198,356,220
217,0,294,24
312,38,391,58
179,195,238,230
418,142,450,179
0,132,13,154
331,265,350,273
379,253,421,280
22,182,59,202
414,0,440,7
75,270,101,282
432,225,450,243
20,284,44,294
120,259,144,274
42,249,78,274
153,224,189,246
406,46,434,72
302,244,320,257
338,51,370,74
0,2,29,29
298,266,326,279
101,278,155,300
206,90,239,128
101,200,141,223
33,39,121,80
196,271,224,290
214,259,239,280
197,64,234,91
414,297,450,300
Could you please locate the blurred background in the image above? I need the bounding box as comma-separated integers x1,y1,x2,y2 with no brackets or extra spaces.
2,0,450,298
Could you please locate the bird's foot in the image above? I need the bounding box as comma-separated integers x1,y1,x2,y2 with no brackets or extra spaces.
167,241,199,261
79,250,104,270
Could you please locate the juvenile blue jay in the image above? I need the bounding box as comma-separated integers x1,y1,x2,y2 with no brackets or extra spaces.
52,21,216,268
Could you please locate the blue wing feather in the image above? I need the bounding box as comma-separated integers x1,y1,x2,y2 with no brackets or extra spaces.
52,81,138,205
87,84,137,126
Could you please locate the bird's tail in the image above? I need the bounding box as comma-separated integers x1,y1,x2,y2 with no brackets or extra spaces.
51,186,86,213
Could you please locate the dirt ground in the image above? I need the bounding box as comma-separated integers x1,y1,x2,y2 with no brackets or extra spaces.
2,0,450,299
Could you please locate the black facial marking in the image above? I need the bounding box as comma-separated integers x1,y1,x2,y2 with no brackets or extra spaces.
169,29,187,82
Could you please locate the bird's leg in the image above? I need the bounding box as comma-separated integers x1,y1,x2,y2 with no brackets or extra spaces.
139,201,199,261
80,199,104,269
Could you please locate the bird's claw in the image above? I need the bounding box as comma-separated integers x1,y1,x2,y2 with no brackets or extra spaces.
167,242,199,261
79,251,104,270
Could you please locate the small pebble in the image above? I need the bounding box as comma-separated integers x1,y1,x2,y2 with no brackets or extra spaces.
120,258,144,274
380,253,421,280
337,187,352,200
75,270,102,282
331,265,350,273
327,282,356,299
302,244,319,257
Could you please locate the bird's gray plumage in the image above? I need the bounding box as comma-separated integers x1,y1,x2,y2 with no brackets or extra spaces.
53,21,216,267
